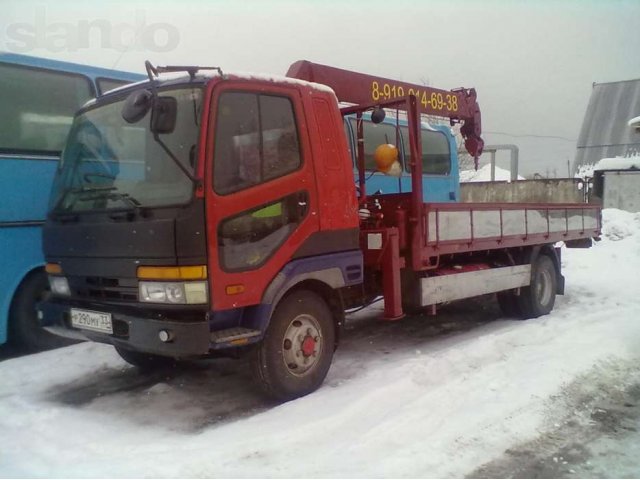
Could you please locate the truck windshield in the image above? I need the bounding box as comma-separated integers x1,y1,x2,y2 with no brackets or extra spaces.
49,86,202,213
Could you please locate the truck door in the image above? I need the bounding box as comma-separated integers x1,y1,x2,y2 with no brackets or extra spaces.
205,83,320,311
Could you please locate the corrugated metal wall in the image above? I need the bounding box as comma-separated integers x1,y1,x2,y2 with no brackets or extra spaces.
574,79,640,171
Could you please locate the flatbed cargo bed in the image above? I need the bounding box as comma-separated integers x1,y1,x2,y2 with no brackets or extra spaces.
372,193,600,260
420,201,600,256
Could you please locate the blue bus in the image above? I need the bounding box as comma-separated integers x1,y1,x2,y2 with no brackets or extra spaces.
344,114,460,202
0,53,143,351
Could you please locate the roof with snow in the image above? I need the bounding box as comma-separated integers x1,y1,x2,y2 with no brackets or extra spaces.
594,155,640,171
575,78,640,171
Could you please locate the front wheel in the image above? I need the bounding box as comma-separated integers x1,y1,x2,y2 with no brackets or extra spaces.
517,254,557,319
251,290,335,401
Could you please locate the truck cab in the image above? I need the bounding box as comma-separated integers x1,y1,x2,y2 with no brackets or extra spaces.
40,67,363,399
344,114,460,202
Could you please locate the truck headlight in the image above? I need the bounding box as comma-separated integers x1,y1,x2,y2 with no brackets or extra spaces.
139,281,208,304
49,276,70,296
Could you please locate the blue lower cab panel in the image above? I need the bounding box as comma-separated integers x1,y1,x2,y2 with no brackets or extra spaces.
208,250,364,348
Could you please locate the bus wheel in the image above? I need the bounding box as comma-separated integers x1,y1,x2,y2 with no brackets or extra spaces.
517,255,557,319
9,270,77,352
251,290,335,401
114,346,177,370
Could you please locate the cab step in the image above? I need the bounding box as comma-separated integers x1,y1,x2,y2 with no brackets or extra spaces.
210,327,261,344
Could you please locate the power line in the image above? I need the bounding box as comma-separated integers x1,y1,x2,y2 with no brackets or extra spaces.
484,131,577,142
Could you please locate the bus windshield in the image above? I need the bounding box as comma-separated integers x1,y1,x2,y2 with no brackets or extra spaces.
50,86,202,213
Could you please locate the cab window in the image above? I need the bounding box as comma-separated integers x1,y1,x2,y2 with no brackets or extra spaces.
349,118,400,171
213,92,301,195
401,127,451,175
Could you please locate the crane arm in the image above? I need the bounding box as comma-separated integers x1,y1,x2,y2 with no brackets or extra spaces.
286,60,483,159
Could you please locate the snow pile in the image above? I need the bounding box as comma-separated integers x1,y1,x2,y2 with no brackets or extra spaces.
1,210,639,477
602,208,640,241
460,163,524,182
594,155,640,171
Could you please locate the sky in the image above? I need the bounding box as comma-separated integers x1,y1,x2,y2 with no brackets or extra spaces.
2,0,639,176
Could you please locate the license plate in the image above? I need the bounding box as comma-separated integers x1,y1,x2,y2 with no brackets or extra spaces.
70,308,113,334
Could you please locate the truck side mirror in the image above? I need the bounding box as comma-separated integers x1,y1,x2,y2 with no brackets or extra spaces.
122,89,152,124
151,97,177,134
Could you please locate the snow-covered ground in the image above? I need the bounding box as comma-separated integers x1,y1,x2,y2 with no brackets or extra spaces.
1,209,640,478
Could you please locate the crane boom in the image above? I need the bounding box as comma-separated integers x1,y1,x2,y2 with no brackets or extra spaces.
286,60,483,159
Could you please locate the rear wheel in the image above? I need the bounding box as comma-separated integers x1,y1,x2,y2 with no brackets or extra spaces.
114,346,177,370
9,270,78,352
517,254,557,319
251,290,335,401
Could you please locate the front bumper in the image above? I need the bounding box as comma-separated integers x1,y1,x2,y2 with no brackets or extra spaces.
38,297,211,358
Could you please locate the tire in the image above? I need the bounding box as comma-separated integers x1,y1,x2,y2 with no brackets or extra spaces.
114,346,178,370
9,270,78,352
251,290,335,401
516,254,557,319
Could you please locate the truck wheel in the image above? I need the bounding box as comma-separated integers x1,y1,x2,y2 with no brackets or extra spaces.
9,270,77,352
251,290,335,401
517,254,557,319
114,346,177,370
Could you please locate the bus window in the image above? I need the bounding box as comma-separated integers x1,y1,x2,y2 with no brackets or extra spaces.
0,64,93,155
349,118,399,170
401,126,451,175
97,77,133,95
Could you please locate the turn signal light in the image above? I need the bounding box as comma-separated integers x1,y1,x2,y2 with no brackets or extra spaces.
45,263,62,275
225,284,245,295
137,265,207,280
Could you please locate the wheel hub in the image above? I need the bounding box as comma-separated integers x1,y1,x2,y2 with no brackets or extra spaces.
301,336,316,357
536,269,553,306
282,315,322,376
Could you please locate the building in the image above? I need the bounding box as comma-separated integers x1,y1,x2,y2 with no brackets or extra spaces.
574,79,640,173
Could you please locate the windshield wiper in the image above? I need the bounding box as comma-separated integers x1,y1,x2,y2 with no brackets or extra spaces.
52,185,116,213
53,187,142,216
152,133,200,186
79,190,142,210
75,185,118,193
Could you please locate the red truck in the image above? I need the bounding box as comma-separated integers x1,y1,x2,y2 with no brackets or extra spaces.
39,61,601,400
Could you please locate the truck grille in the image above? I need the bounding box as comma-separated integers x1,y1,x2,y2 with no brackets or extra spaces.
69,276,138,302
